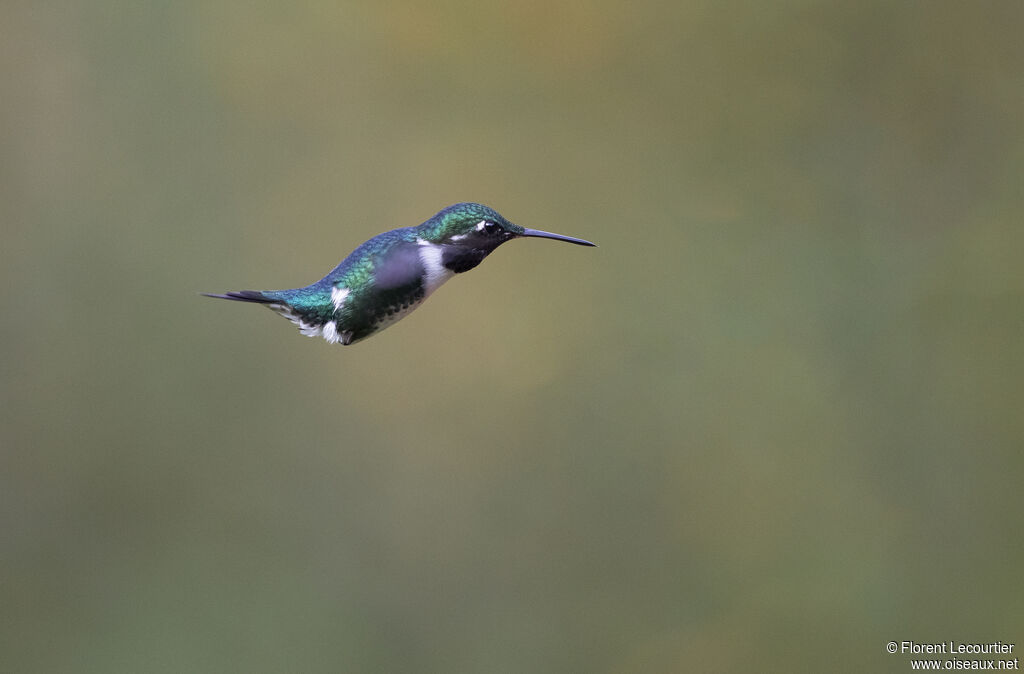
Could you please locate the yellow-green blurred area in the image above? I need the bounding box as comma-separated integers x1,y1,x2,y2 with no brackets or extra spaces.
3,1,1022,671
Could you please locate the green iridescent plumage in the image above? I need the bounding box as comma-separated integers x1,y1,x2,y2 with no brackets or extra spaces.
416,203,523,240
203,202,595,345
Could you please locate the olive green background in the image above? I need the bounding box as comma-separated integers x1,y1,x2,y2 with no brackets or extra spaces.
3,2,1022,672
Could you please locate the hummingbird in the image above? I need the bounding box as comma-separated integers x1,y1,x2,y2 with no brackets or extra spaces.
203,202,596,345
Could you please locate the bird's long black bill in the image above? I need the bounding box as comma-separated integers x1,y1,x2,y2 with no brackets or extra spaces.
520,228,597,247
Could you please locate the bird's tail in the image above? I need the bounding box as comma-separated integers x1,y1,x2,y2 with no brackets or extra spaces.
200,290,277,303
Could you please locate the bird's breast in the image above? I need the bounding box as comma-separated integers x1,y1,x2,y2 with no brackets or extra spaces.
416,239,456,294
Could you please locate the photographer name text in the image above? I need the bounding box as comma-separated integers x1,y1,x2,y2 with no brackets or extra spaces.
901,642,1015,656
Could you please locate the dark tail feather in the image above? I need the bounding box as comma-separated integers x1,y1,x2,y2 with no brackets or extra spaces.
201,290,276,304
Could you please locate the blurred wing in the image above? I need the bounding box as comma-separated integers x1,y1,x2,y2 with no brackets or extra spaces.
370,241,425,290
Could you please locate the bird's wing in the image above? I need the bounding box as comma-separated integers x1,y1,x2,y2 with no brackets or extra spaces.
367,240,425,290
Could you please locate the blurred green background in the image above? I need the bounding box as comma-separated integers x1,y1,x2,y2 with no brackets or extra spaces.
3,2,1022,672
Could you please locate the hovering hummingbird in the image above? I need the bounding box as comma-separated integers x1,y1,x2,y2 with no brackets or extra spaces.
203,202,596,345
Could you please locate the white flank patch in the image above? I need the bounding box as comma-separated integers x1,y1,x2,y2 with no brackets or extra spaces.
321,321,340,344
417,238,454,295
269,303,327,339
331,286,350,313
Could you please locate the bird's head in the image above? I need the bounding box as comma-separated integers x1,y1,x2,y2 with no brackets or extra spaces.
419,202,596,250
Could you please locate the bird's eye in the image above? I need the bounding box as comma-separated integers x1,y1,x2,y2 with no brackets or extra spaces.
483,221,501,234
